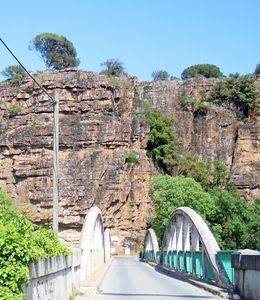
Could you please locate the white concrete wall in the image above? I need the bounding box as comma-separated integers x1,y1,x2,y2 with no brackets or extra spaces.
22,247,81,300
232,249,260,300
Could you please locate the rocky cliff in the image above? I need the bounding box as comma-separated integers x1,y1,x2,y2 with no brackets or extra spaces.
0,69,259,250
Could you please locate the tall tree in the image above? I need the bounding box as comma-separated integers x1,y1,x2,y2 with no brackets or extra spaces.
181,64,224,79
29,33,80,70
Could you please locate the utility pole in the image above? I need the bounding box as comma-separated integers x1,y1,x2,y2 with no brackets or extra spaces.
0,38,60,233
53,91,59,232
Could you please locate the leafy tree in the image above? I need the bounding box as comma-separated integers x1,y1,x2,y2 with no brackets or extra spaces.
29,33,80,70
1,65,25,83
181,64,224,80
209,73,260,116
208,188,251,249
254,63,260,75
149,175,216,244
151,70,170,81
144,108,182,171
100,59,127,77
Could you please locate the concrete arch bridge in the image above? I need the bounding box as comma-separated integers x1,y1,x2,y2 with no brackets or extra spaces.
78,206,234,291
143,206,234,290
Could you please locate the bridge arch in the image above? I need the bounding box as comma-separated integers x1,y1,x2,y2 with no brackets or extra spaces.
161,206,231,288
143,228,160,263
79,207,110,284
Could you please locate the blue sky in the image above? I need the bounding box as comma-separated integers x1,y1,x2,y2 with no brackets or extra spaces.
1,0,259,82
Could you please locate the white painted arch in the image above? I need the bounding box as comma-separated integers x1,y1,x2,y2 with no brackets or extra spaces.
79,207,111,284
143,228,159,263
161,206,231,288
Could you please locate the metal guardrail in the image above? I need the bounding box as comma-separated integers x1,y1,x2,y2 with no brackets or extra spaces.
145,249,235,285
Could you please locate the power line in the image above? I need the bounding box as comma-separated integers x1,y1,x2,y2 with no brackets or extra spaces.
0,38,55,104
0,38,59,233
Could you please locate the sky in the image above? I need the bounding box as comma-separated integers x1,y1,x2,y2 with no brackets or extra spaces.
1,0,260,82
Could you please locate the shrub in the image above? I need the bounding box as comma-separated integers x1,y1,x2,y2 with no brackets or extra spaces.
0,189,17,219
1,65,25,84
0,213,71,299
8,105,21,117
151,70,170,81
144,108,182,171
127,153,138,168
195,101,210,113
100,59,127,77
209,73,260,116
179,89,193,108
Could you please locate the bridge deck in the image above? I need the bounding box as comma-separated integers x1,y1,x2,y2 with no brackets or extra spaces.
76,256,230,299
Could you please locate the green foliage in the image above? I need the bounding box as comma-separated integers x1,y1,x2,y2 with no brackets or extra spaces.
208,188,255,250
138,98,153,124
8,105,21,117
149,175,215,244
195,101,210,113
29,33,80,70
181,64,224,80
0,189,17,219
254,63,260,75
209,73,260,116
179,89,193,108
100,59,127,77
30,120,39,127
144,108,182,170
127,153,138,168
0,213,71,299
1,65,25,84
177,154,231,191
151,70,170,81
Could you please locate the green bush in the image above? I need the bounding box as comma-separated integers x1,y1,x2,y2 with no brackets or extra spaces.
144,108,182,171
100,59,127,77
209,73,260,116
179,89,193,108
0,213,71,299
127,153,138,168
1,65,25,84
8,105,21,117
151,70,170,81
0,189,17,219
195,101,210,113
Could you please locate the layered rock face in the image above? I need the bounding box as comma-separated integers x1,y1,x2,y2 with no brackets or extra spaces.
0,69,259,249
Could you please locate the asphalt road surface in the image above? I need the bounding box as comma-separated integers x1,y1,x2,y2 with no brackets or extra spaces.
82,257,222,300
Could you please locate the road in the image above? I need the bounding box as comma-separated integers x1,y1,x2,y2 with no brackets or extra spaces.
79,257,222,300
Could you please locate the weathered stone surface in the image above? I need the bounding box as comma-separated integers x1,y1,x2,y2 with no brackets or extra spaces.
0,69,260,249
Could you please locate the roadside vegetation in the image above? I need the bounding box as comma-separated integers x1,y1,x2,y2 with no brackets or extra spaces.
0,190,71,299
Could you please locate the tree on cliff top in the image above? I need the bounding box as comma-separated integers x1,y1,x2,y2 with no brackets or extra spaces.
100,59,127,77
29,33,80,70
151,70,170,81
1,65,25,84
181,64,224,79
